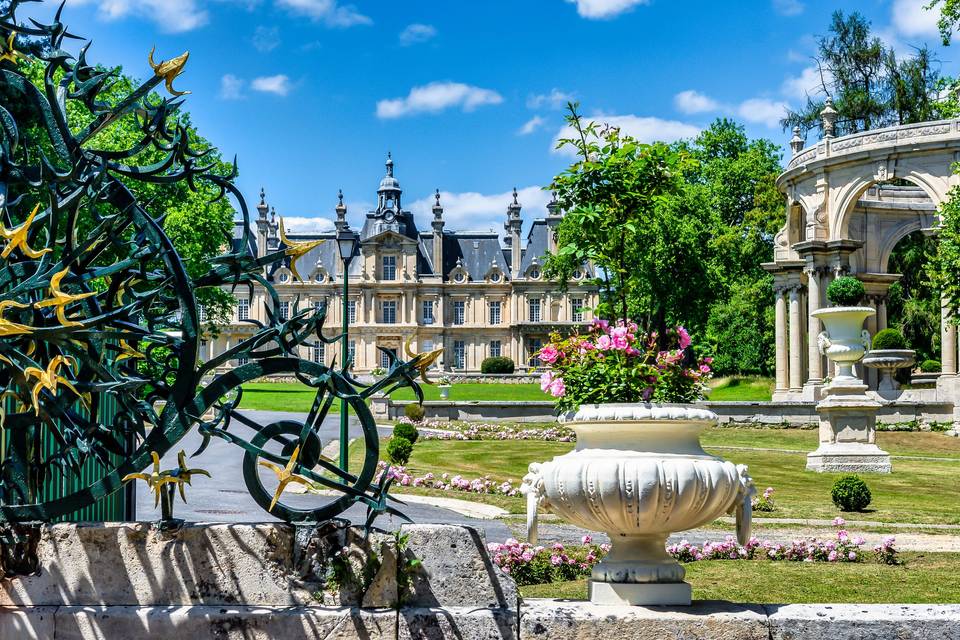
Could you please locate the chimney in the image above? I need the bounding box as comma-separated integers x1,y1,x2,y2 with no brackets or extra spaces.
545,191,562,254
505,188,523,278
335,189,347,233
432,189,445,279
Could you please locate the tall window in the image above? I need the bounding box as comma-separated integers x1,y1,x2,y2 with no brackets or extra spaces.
382,256,397,280
278,301,289,322
422,300,435,324
454,340,466,369
571,298,584,322
382,300,397,324
314,300,324,315
453,300,465,325
490,340,501,358
237,298,249,321
347,300,357,323
313,341,325,364
528,339,543,368
199,306,207,322
347,340,356,366
488,301,502,325
528,298,541,323
422,339,434,353
237,355,249,366
380,348,397,369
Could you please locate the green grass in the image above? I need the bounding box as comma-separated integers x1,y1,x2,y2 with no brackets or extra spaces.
706,376,775,402
368,428,960,523
519,552,960,603
238,381,549,412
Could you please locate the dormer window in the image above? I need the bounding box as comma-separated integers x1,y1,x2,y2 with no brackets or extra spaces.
572,269,584,280
382,256,397,280
528,267,541,280
278,271,290,283
454,271,466,283
490,272,502,283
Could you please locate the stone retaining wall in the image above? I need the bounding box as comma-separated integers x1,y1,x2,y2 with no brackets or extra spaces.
3,523,959,639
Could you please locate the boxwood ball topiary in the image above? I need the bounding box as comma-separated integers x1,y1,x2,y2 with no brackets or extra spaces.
831,474,872,512
481,356,516,374
394,421,420,444
826,276,865,306
386,436,414,465
871,328,906,350
921,359,941,373
403,403,426,423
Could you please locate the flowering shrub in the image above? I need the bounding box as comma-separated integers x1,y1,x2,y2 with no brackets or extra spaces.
537,320,712,412
404,417,576,442
752,486,776,512
874,536,900,565
487,537,610,586
375,462,522,496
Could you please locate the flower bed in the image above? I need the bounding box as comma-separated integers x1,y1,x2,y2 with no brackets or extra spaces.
402,417,576,442
487,537,609,586
375,462,522,496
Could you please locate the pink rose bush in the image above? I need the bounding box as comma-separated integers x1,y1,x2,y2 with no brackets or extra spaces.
536,320,712,412
752,486,776,512
375,462,522,496
668,529,888,564
487,538,610,586
405,418,576,442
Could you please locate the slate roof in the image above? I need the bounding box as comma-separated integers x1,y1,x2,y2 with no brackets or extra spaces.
442,232,509,281
520,220,548,273
232,221,256,257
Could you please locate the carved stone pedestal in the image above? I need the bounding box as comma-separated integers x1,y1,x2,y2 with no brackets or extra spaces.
808,381,891,474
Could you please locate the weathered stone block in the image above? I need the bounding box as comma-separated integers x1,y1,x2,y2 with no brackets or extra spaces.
766,604,960,639
52,605,397,640
400,524,517,609
399,606,517,640
519,599,768,640
0,522,322,606
0,605,56,639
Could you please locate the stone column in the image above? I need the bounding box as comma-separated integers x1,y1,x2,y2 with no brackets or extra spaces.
864,297,879,388
775,287,789,393
805,267,823,385
877,298,887,332
789,286,803,392
943,298,958,376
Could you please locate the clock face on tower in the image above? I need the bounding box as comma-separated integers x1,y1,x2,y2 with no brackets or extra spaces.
384,209,396,223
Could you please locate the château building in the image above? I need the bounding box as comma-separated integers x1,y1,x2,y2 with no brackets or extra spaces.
206,154,598,373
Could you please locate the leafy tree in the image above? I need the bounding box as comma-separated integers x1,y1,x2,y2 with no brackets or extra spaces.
545,104,714,338
928,0,960,45
9,58,236,328
782,11,954,137
888,232,941,362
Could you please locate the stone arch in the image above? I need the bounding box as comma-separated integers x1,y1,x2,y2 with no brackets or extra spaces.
834,174,939,242
878,219,924,274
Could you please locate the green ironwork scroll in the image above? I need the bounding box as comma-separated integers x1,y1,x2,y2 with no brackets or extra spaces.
0,0,440,552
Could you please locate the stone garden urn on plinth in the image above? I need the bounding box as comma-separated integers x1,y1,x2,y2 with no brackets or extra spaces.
808,307,892,473
862,349,916,400
521,404,754,606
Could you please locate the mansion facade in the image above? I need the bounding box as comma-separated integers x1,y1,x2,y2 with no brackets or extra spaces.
205,155,598,373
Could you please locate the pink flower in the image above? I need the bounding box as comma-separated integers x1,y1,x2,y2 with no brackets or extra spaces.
699,364,711,374
592,319,610,332
848,551,857,561
832,517,846,527
549,378,566,398
540,371,554,392
581,535,593,545
596,335,613,351
538,344,560,364
625,346,641,356
611,335,628,350
677,326,691,350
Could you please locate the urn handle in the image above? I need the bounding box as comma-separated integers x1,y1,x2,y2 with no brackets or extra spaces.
861,329,871,351
733,464,756,546
816,331,831,356
520,463,546,544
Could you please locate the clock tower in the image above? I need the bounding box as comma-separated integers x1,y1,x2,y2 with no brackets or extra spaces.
377,152,402,222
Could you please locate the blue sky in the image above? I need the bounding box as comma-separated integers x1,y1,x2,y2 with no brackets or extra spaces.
24,0,960,234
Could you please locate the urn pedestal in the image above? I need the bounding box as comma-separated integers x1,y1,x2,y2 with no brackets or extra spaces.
862,349,916,400
521,404,753,606
808,308,892,474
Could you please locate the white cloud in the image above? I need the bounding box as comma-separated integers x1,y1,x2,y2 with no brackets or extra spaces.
518,116,546,135
772,0,804,16
251,74,292,96
67,0,208,32
253,25,281,52
527,89,575,110
409,187,554,232
220,74,244,100
565,0,649,19
280,216,336,233
552,113,700,156
674,89,720,114
736,98,789,128
399,23,437,46
781,65,827,100
275,0,371,27
891,0,940,38
376,82,503,119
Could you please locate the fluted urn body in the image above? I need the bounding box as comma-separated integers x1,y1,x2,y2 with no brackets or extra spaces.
811,307,875,386
521,404,753,606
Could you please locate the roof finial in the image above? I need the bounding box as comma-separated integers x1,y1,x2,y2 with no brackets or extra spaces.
820,96,838,139
386,151,394,176
259,187,266,205
512,187,519,205
435,188,441,206
790,126,804,155
338,188,344,207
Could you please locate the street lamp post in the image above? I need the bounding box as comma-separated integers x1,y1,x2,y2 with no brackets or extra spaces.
336,225,360,472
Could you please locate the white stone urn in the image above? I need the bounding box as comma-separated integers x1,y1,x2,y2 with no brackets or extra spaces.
438,384,451,400
520,403,754,606
812,307,875,386
862,349,916,397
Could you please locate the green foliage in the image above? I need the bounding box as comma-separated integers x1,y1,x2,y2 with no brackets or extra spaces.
706,276,775,375
831,475,873,512
386,437,414,465
932,168,960,334
872,328,907,350
929,0,960,46
886,232,940,362
921,359,942,373
481,357,516,374
782,11,954,137
402,404,426,424
393,421,420,444
826,277,865,306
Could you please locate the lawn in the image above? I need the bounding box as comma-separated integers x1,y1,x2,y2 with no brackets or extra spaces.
519,552,960,603
238,381,549,412
369,428,960,524
706,377,775,402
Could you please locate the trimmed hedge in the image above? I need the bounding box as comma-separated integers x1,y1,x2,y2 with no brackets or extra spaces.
394,421,420,444
403,403,426,423
481,356,516,374
386,437,414,465
921,359,941,373
826,276,865,306
831,475,872,512
871,328,906,350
